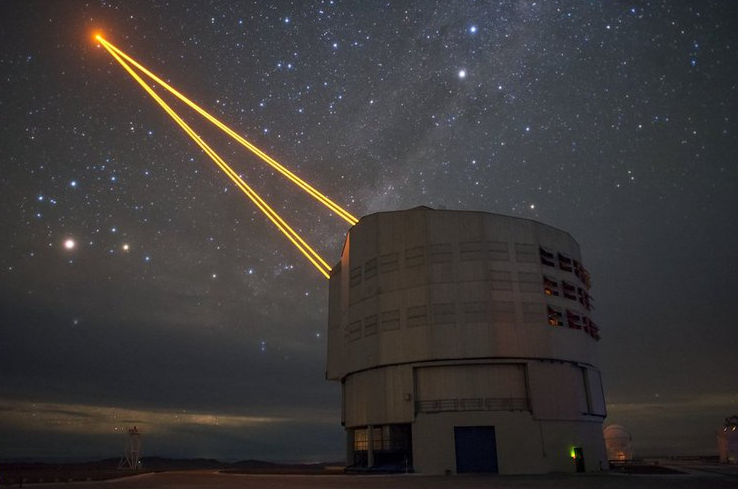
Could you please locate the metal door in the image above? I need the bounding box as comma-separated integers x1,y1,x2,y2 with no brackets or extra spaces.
454,426,498,473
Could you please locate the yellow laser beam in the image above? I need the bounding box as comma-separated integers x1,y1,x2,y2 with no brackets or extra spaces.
96,35,358,226
99,39,331,278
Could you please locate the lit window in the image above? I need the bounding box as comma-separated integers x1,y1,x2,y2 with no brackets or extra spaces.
353,428,368,451
547,305,564,326
543,275,559,296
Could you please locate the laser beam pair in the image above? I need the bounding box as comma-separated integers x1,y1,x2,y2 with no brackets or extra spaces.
96,35,357,279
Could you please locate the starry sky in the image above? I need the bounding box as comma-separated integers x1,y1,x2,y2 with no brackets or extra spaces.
1,0,736,462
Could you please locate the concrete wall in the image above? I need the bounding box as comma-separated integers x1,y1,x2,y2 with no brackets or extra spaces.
413,411,606,474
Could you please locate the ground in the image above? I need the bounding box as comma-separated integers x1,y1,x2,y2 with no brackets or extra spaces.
4,467,737,489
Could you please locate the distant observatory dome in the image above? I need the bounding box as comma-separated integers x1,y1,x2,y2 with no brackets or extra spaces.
603,425,633,461
717,415,738,464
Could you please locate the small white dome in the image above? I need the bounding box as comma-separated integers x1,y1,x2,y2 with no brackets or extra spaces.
604,425,633,461
604,424,631,440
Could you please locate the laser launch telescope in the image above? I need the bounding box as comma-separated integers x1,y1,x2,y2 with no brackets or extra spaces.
326,207,607,475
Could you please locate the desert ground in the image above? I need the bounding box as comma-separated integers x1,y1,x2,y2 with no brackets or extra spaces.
7,466,737,489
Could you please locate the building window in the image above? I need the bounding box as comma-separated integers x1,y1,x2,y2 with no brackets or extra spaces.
363,258,377,279
562,281,577,300
407,305,428,328
488,241,509,261
353,428,368,451
381,309,400,331
347,320,362,342
518,272,540,292
574,260,591,289
583,317,601,341
578,287,593,310
463,301,487,323
547,305,564,326
405,246,425,267
380,252,399,273
514,243,537,263
558,253,574,272
566,310,583,330
432,303,456,325
540,247,555,267
460,241,484,261
490,270,512,291
364,314,378,336
543,275,559,296
352,425,412,455
430,243,453,263
349,265,362,287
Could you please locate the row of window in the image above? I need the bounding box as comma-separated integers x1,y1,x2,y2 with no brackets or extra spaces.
348,241,588,288
539,247,591,288
546,305,600,341
543,275,593,311
343,301,598,343
415,397,529,414
353,425,411,452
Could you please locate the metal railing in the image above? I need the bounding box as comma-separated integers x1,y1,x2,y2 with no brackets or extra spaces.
415,397,529,414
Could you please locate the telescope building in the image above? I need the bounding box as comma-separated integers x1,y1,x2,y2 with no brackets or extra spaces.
326,207,607,474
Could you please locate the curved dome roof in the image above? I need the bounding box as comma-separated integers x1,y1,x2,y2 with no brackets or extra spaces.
603,424,631,440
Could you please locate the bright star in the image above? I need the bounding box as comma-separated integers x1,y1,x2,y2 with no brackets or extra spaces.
458,69,467,79
64,239,76,250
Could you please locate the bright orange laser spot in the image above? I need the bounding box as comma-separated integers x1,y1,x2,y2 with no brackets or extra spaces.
98,38,331,279
96,36,358,226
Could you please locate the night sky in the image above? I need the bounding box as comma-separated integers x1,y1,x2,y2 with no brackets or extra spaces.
1,0,736,461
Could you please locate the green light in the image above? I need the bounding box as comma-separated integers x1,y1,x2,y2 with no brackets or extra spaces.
570,447,577,459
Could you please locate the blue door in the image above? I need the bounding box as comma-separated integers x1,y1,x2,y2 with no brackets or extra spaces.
454,426,498,473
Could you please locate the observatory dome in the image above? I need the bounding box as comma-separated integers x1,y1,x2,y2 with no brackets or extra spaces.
326,207,607,474
603,424,633,461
